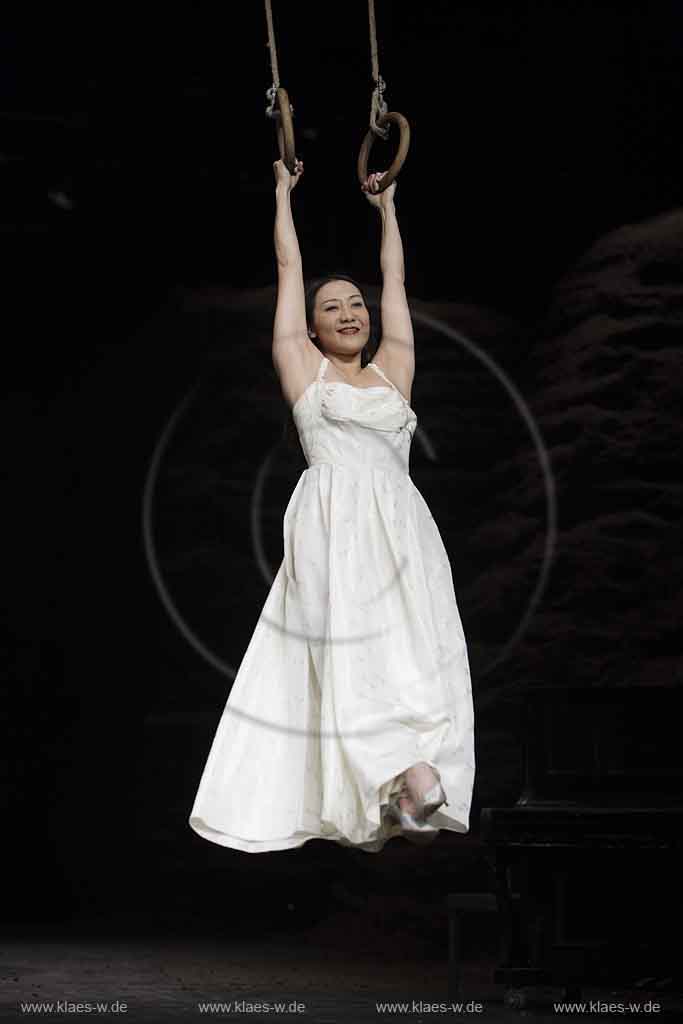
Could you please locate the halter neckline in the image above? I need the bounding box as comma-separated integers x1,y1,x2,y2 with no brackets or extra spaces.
318,355,395,394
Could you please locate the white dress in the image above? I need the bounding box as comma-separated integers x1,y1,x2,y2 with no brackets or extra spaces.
189,355,475,853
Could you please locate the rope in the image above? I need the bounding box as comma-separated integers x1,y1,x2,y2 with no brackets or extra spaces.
264,0,281,118
368,0,390,139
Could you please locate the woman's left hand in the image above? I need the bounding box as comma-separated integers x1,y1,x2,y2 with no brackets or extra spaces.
361,172,396,208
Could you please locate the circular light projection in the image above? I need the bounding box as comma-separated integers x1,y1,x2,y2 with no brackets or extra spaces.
142,307,556,733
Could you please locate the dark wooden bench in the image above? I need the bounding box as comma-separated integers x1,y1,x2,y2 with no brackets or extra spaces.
479,684,683,1007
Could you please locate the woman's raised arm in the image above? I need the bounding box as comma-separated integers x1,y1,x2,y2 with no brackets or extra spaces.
272,159,307,356
271,159,318,408
273,159,304,268
362,173,415,396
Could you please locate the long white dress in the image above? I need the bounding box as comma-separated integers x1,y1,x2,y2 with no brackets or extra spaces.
189,354,475,853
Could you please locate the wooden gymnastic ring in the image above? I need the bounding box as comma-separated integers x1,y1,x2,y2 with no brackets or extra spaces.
357,111,410,192
272,87,297,174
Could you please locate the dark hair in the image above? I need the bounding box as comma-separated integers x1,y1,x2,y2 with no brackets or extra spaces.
281,273,380,456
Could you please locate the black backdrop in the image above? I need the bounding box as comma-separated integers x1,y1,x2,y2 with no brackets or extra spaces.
3,0,682,966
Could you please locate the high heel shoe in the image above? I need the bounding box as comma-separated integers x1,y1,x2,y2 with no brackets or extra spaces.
412,767,449,822
384,788,439,846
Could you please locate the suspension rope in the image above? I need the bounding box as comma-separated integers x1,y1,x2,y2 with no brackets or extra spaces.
263,0,296,171
264,0,281,118
357,1,410,194
367,0,390,139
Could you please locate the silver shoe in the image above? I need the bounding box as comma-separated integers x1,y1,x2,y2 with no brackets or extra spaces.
413,767,449,822
384,788,439,846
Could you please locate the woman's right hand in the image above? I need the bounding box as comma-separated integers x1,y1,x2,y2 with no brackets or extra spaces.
273,158,304,192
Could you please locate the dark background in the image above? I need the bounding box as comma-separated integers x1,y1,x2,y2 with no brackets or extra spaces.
3,0,682,1004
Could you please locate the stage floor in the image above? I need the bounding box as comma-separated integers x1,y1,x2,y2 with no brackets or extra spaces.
1,932,681,1022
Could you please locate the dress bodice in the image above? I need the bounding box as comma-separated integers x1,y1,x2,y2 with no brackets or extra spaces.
292,355,418,478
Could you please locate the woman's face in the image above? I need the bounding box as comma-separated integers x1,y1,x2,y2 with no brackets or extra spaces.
309,281,370,356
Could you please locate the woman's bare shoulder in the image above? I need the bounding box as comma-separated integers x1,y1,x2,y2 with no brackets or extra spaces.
273,336,324,410
371,343,414,404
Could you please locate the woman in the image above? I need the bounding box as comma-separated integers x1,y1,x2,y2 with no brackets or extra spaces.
188,158,475,853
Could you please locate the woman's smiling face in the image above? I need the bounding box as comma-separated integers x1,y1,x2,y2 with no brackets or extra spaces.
310,280,370,354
